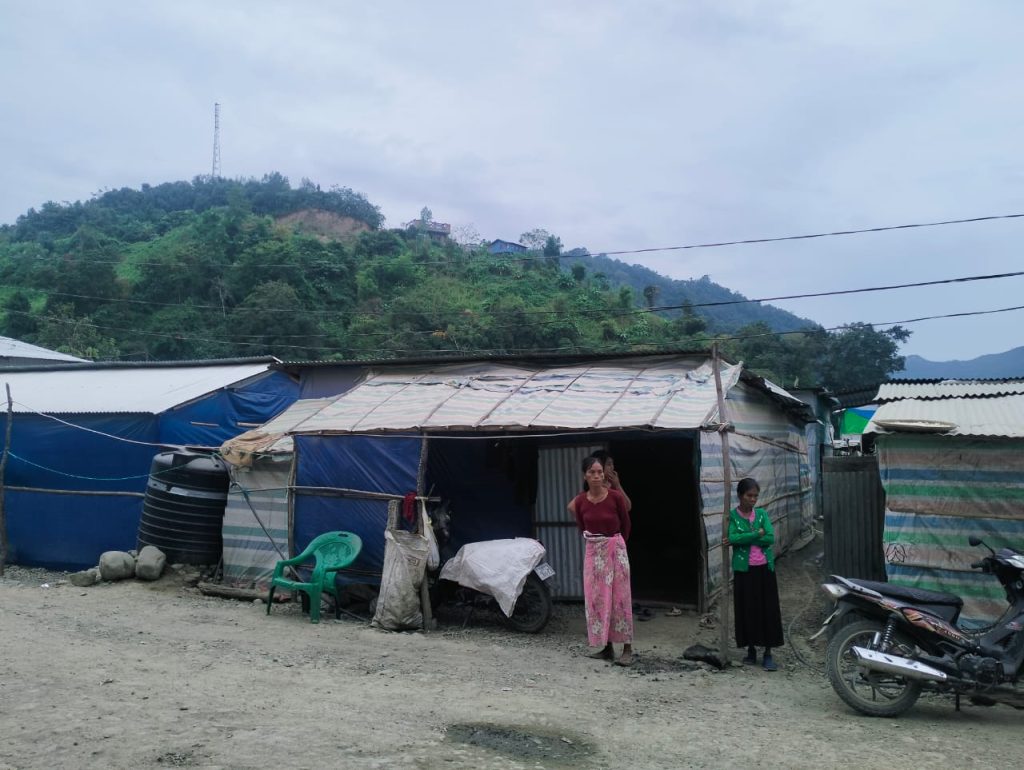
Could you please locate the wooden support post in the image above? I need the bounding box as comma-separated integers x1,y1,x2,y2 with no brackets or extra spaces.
0,385,12,577
711,345,733,664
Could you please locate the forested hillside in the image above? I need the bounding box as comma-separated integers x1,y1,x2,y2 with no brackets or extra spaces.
0,174,908,390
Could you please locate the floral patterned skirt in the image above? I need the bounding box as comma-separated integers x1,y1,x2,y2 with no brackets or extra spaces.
582,532,633,646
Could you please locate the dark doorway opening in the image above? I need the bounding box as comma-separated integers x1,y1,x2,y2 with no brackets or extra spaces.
608,435,701,607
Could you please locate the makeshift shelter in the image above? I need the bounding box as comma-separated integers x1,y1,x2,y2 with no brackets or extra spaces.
0,359,299,569
221,352,814,609
866,378,1024,623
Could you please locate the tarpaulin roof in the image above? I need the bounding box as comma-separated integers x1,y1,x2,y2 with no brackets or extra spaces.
0,362,278,414
237,356,754,442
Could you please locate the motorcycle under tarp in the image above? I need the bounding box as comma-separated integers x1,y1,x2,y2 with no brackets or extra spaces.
439,538,547,617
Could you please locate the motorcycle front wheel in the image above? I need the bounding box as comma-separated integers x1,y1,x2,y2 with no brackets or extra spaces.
825,619,922,717
506,573,552,633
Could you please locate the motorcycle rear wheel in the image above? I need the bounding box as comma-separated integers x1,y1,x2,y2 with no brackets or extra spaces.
506,573,552,633
825,619,922,717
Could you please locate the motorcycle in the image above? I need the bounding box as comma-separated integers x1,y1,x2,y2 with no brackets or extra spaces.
816,535,1024,717
427,502,554,634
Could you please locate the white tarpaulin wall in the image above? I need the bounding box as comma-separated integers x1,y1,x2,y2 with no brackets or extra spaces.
700,380,812,596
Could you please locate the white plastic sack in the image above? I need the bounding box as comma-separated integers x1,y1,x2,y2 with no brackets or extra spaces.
371,529,429,631
439,538,546,617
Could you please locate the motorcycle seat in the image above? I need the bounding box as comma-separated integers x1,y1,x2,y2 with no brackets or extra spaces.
849,579,963,608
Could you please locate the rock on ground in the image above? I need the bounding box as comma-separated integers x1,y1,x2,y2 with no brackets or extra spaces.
98,551,135,581
135,546,166,581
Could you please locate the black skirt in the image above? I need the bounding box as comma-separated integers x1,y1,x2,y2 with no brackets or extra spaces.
733,564,783,648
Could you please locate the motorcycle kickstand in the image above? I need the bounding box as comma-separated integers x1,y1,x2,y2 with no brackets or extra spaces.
955,694,961,712
462,606,475,630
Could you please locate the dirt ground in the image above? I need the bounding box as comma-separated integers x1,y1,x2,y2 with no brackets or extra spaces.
1,539,1020,770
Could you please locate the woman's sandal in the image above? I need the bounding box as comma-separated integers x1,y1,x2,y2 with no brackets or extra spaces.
614,651,633,667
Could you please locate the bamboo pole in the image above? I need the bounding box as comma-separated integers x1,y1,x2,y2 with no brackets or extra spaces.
0,385,12,577
711,345,733,663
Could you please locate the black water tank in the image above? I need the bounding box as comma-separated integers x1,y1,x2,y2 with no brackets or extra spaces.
137,450,230,564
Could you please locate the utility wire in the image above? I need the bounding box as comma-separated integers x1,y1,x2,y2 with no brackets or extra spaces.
10,301,1022,359
6,268,1022,321
15,212,1024,270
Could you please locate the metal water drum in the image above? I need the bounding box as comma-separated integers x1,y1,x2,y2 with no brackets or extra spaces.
138,450,230,564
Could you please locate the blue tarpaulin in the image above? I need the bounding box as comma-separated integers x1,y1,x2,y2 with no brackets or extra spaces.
4,370,299,570
293,434,422,583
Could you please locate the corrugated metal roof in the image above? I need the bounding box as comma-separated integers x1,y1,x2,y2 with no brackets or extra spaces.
865,394,1024,438
0,336,85,363
0,362,274,414
249,356,746,439
876,379,1024,402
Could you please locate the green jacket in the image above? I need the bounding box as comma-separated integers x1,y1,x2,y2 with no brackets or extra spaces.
728,506,775,572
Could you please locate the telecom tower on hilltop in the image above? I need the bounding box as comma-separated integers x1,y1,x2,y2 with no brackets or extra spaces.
211,102,222,178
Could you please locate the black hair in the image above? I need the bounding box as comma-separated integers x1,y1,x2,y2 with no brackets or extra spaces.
737,477,760,496
591,449,612,465
581,455,603,491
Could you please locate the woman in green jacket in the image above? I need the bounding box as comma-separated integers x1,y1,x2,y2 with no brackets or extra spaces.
727,477,783,671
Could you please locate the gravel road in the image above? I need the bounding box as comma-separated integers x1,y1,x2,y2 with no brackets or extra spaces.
1,544,1020,769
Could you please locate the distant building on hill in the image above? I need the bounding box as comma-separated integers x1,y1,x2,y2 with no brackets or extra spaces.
404,216,451,243
488,239,528,254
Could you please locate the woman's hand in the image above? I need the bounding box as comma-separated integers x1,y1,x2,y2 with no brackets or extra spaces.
604,468,621,490
758,527,766,536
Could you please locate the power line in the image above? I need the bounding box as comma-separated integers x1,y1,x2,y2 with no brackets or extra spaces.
7,268,1023,321
595,213,1024,258
14,211,1024,270
15,300,1024,360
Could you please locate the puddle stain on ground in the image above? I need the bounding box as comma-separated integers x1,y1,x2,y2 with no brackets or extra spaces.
445,723,595,765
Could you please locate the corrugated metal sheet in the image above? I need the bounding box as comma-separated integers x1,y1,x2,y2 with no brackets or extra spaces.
0,363,274,415
866,395,1024,438
267,357,743,433
877,379,1024,402
535,444,603,599
822,455,886,581
0,336,85,363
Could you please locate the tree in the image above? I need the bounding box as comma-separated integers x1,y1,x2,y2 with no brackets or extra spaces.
643,285,660,309
519,228,552,250
543,235,562,258
2,292,37,339
820,323,910,390
229,281,322,358
34,303,120,360
451,223,483,247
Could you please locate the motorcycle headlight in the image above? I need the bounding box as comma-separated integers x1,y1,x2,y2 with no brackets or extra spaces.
821,583,849,601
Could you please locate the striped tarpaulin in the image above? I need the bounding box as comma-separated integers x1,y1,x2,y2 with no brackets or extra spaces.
222,463,291,590
878,434,1024,624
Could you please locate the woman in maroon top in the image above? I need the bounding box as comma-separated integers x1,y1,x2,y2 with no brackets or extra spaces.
568,455,634,666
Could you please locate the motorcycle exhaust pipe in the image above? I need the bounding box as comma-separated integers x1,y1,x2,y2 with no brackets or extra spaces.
851,647,949,682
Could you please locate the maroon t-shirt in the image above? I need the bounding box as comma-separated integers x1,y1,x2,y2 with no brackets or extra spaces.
572,488,631,541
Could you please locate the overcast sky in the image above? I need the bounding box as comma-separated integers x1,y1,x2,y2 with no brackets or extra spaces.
2,1,1022,362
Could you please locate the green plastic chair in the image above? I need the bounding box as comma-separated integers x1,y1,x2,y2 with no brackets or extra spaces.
266,531,363,624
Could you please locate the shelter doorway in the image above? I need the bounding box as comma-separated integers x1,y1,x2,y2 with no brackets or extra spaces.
608,436,701,607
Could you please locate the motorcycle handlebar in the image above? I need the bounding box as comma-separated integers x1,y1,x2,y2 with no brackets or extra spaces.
970,560,988,570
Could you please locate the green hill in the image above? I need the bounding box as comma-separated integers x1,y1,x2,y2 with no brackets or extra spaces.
0,174,907,389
